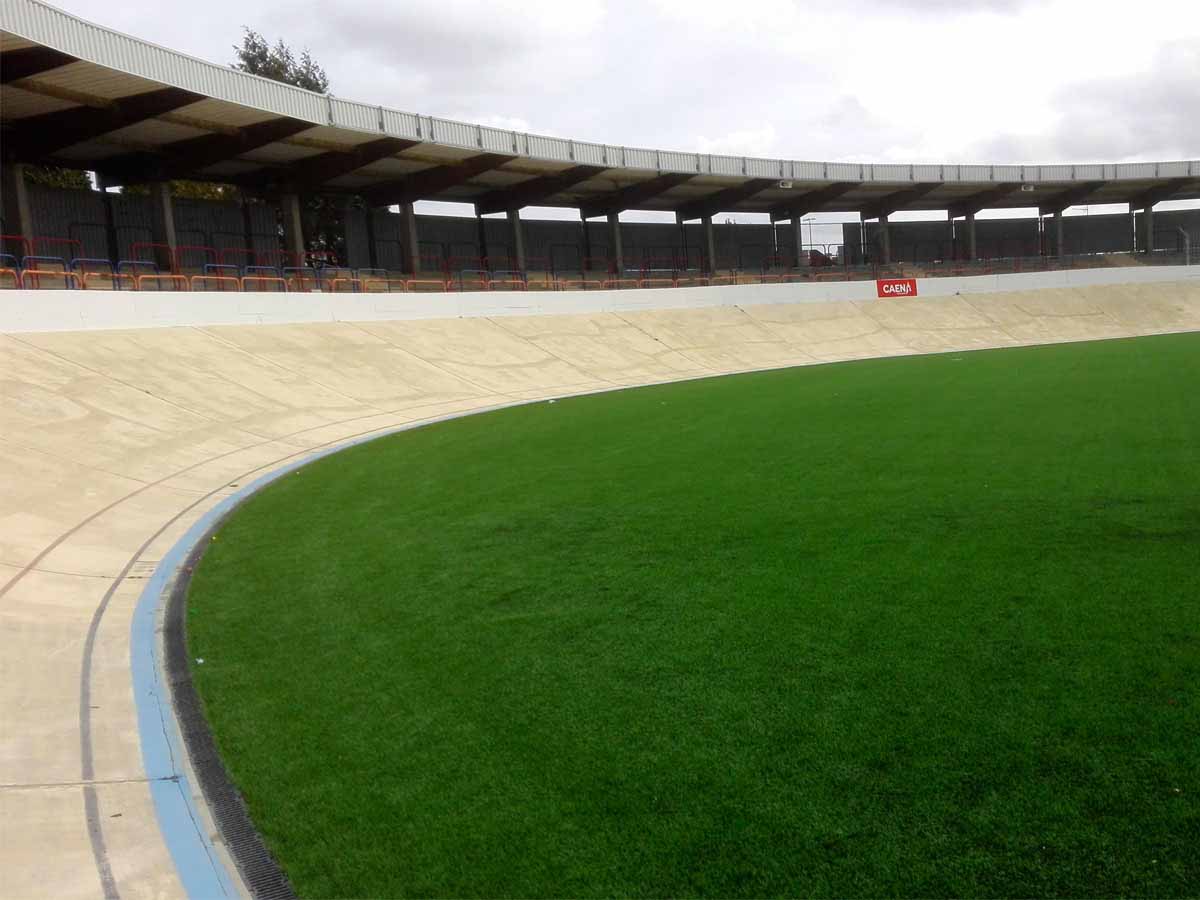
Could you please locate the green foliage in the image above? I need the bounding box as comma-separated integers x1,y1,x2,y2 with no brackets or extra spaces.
120,180,237,200
190,334,1200,898
166,180,236,201
232,27,329,93
229,28,338,258
302,195,351,260
24,165,91,189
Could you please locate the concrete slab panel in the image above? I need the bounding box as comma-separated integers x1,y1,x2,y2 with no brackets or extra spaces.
741,300,917,362
855,295,1021,353
200,321,491,408
961,289,1129,345
354,318,604,396
492,313,705,385
0,785,107,899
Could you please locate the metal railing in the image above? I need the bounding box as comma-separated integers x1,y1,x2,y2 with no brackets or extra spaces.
3,252,1195,294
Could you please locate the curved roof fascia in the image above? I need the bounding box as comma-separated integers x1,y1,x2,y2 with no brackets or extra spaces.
4,0,1198,190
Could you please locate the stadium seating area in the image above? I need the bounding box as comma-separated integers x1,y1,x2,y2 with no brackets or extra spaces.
3,230,1184,294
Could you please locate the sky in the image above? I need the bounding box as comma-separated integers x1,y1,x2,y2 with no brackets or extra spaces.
50,0,1200,227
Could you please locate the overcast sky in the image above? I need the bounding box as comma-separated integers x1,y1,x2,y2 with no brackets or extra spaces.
51,0,1200,224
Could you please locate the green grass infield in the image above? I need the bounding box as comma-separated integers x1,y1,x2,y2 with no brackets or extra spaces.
188,333,1200,898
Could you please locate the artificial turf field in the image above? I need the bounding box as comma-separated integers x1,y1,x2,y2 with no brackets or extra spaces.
188,332,1199,898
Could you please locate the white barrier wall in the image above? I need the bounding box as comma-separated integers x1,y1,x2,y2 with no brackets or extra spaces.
3,265,1200,334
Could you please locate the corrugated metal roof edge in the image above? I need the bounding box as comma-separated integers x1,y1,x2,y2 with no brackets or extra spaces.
2,0,1199,187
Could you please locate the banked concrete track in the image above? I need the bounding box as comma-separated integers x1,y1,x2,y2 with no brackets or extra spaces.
3,275,1200,898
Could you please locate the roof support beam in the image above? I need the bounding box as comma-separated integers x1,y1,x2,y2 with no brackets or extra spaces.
1127,177,1192,210
861,182,942,220
768,182,858,222
94,117,316,183
1037,181,1106,216
947,183,1024,218
675,178,776,222
6,87,205,159
474,165,605,215
579,173,695,219
1,46,77,84
361,153,516,206
274,137,418,190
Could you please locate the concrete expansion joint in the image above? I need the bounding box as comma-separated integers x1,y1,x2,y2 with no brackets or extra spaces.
1,563,120,581
0,776,173,790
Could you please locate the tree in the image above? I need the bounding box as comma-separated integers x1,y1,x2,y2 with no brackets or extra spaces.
232,28,329,93
231,29,340,262
25,165,91,190
122,26,336,206
121,180,235,201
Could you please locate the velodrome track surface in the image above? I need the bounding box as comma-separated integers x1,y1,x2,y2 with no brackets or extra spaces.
3,274,1200,898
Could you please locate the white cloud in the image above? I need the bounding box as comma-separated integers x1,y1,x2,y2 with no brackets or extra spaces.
48,0,1200,166
474,115,533,133
695,125,779,157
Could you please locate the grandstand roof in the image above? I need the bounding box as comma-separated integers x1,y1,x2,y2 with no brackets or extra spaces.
3,0,1199,220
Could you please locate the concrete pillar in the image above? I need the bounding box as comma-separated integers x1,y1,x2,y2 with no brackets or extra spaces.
280,192,305,265
149,181,178,271
364,207,378,269
506,208,526,271
946,215,955,260
1,163,34,258
1054,210,1064,258
240,196,256,259
966,212,977,261
607,212,623,273
475,214,488,264
878,214,891,266
399,202,419,273
702,215,716,272
792,216,805,266
1141,204,1155,254
96,173,120,266
580,215,592,270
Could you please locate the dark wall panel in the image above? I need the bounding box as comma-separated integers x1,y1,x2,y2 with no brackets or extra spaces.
26,184,107,261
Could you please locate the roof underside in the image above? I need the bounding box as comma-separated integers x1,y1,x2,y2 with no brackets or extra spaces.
2,7,1199,219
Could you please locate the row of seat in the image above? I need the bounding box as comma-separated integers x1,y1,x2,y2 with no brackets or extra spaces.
0,267,898,294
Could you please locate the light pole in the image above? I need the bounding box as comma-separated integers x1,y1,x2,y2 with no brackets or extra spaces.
803,216,816,249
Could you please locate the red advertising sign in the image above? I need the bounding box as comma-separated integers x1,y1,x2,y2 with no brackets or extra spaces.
876,278,918,298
